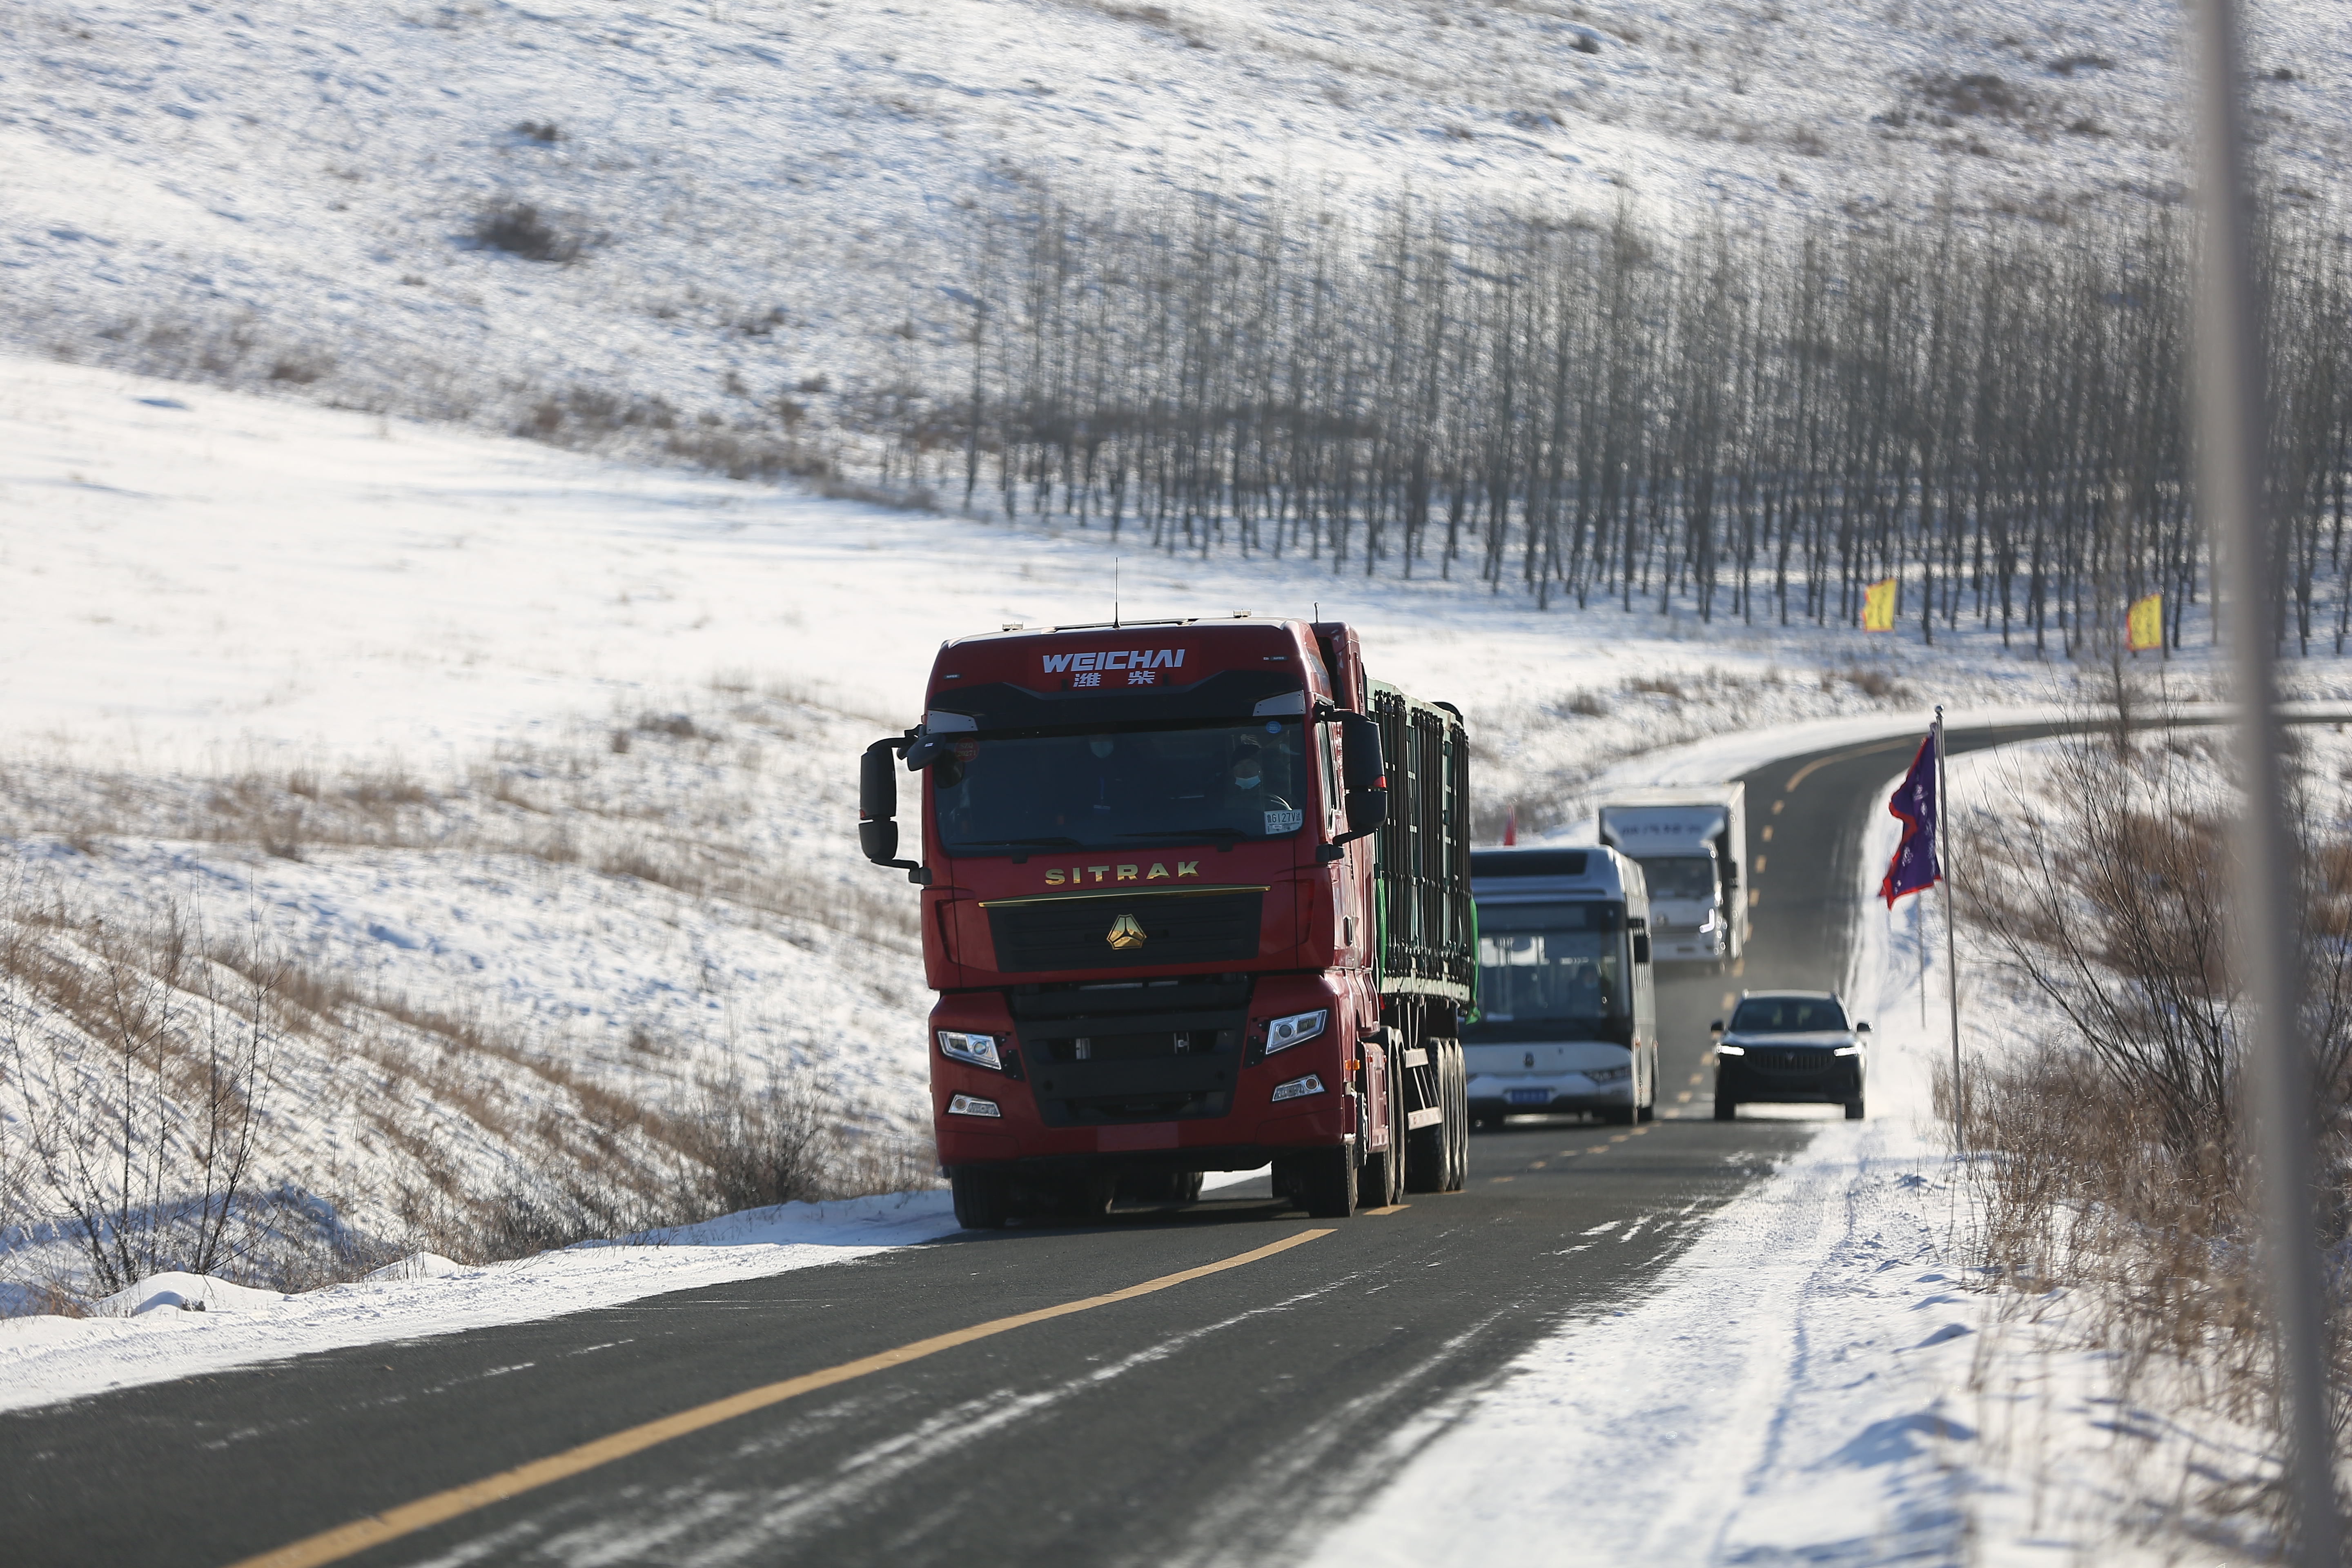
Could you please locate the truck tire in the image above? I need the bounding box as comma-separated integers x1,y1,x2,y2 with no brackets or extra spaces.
1296,1145,1357,1219
1443,1040,1470,1192
950,1167,1011,1230
1713,1095,1736,1122
1844,1097,1866,1120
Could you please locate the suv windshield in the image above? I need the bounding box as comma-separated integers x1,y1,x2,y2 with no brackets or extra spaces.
1637,855,1718,902
933,719,1312,854
1728,997,1849,1034
1466,902,1626,1039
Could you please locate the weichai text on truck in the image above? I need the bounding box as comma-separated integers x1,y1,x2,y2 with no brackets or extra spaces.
858,617,1476,1227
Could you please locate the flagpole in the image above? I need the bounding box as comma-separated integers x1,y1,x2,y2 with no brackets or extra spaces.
1936,705,1962,1156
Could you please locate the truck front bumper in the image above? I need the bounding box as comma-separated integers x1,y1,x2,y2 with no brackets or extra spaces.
928,977,1363,1171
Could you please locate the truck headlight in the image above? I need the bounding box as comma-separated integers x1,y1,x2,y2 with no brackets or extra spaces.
1699,908,1719,933
947,1094,1002,1117
1263,1010,1328,1055
938,1031,1004,1071
1270,1073,1325,1103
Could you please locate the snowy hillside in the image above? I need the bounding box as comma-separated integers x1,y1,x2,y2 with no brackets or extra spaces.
5,0,2350,461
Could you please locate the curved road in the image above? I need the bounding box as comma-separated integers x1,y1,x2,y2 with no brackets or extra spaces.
2,724,2059,1568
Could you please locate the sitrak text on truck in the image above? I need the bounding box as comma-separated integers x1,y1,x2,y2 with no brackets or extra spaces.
859,617,1476,1227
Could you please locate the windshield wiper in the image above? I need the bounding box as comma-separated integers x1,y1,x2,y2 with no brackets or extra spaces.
1118,826,1247,846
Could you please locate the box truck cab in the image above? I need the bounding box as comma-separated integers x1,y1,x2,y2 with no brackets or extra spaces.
1463,846,1659,1125
1595,784,1747,965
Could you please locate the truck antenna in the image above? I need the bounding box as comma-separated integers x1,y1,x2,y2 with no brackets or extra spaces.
1114,557,1120,629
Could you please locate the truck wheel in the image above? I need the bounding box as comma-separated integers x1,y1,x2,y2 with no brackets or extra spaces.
1298,1145,1357,1219
1844,1097,1866,1121
1713,1095,1736,1122
950,1168,1011,1230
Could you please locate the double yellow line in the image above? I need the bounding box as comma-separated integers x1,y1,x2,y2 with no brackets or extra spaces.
232,1229,1332,1568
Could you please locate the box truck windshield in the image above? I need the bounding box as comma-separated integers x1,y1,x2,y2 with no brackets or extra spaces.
933,717,1316,853
1637,855,1718,903
1468,902,1627,1034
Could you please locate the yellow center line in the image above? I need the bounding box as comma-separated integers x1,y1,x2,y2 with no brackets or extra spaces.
227,1229,1333,1568
1608,1134,1630,1144
1361,1204,1411,1216
1491,1175,1516,1183
1528,1160,1547,1169
1675,1090,1693,1103
1785,735,1915,793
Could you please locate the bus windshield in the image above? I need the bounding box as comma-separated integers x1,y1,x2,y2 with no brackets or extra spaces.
933,719,1314,855
1466,902,1626,1041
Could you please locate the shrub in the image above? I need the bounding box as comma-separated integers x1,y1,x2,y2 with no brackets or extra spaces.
470,199,592,264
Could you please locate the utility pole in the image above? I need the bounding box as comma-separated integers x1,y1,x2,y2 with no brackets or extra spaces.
1935,705,1961,1154
2189,1,2342,1559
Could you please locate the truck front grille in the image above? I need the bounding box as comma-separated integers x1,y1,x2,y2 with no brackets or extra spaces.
1007,978,1252,1125
983,889,1263,975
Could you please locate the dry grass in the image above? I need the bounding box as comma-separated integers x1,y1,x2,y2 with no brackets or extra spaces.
0,686,937,1315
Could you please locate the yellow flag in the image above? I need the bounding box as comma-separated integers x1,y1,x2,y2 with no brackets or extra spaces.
2126,592,2163,652
1861,577,1898,632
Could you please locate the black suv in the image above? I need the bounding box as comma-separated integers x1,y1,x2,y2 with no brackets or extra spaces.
1711,990,1868,1120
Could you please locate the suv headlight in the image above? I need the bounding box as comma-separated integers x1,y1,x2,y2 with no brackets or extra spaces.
1833,1044,1862,1057
1584,1065,1632,1084
1714,1042,1746,1056
938,1031,1004,1071
1263,1009,1328,1055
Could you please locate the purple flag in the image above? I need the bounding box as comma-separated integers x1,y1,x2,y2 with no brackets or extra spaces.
1880,733,1940,906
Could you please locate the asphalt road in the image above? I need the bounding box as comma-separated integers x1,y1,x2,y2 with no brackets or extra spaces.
2,724,2055,1568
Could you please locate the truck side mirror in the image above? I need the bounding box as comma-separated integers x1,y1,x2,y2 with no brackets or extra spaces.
1709,1019,1724,1035
1855,1021,1871,1034
860,738,930,882
1339,713,1388,837
1632,932,1652,964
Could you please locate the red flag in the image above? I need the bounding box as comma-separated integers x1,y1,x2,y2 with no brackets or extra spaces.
1503,809,1517,846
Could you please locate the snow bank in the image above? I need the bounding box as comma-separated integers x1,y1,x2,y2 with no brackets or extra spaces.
0,1191,958,1415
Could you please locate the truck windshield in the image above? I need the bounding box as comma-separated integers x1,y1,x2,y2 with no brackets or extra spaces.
1728,997,1849,1033
1466,902,1626,1039
933,719,1313,855
1636,856,1717,902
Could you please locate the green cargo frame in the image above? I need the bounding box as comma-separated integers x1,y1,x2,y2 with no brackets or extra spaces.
1367,682,1475,1004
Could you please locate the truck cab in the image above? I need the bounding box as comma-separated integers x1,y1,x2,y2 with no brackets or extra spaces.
1595,785,1747,965
1463,846,1659,1125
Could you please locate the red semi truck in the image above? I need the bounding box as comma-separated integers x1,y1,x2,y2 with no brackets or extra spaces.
859,616,1475,1227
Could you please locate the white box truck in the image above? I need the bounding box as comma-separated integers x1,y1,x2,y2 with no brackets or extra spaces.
1596,784,1747,964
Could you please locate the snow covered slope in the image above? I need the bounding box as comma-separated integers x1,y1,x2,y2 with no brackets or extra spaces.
5,0,2348,453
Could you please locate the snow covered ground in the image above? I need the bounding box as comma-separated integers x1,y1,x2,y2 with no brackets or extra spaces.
5,0,2349,461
